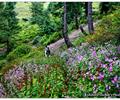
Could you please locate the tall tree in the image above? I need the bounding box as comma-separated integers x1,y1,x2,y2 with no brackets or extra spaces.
85,2,88,17
87,2,94,34
0,2,19,53
73,2,80,29
63,2,73,48
31,2,58,36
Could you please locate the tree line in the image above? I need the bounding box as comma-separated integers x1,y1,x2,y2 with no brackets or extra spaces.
0,2,119,53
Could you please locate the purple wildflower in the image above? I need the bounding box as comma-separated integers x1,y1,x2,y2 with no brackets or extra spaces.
77,55,83,62
92,50,97,57
101,64,107,68
100,49,106,54
111,76,118,84
90,75,95,81
114,75,118,82
108,66,113,72
98,73,104,80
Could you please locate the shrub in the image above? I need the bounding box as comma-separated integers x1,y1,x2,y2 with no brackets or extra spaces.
73,37,85,46
16,23,40,43
39,35,49,45
7,44,31,61
43,32,62,46
86,9,120,44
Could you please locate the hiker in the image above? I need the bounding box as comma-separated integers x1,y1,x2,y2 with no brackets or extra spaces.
45,46,51,57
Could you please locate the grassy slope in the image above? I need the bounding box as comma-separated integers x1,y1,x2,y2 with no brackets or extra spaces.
15,2,49,19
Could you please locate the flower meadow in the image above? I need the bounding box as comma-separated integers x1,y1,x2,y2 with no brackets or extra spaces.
60,42,120,97
0,42,120,98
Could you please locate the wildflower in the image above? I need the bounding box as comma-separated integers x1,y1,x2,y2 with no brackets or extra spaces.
90,75,95,81
98,73,104,80
92,50,97,57
114,75,118,82
108,66,113,72
102,64,107,68
77,55,83,62
100,49,106,54
111,75,118,84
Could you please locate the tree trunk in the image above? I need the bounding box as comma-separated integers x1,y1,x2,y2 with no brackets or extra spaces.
85,2,88,17
63,2,73,48
74,3,79,29
88,2,94,34
80,25,87,36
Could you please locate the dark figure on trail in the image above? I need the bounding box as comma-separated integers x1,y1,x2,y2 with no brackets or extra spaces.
45,46,51,57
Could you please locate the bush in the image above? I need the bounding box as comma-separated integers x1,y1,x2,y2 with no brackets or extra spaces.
16,22,40,43
73,37,85,46
43,32,62,46
86,9,120,44
7,44,31,61
39,35,49,45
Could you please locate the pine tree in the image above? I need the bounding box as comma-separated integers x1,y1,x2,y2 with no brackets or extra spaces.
63,2,73,48
0,2,19,53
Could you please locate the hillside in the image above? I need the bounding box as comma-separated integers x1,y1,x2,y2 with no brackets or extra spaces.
0,2,120,98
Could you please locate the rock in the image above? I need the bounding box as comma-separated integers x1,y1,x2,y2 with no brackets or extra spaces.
60,51,69,61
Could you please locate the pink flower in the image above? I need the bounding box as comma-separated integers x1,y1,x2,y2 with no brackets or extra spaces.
108,66,113,72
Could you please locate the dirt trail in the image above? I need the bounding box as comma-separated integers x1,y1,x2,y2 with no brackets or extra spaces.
48,21,99,53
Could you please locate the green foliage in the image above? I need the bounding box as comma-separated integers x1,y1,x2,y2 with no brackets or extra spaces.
0,2,20,53
86,9,120,44
16,63,65,98
7,44,31,61
16,22,40,43
39,35,49,45
73,37,85,46
43,32,62,46
15,2,32,19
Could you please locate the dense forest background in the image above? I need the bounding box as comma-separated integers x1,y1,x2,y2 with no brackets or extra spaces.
0,2,120,98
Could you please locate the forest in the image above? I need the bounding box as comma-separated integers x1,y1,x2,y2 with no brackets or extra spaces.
0,2,120,98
